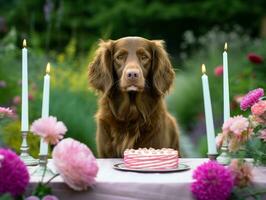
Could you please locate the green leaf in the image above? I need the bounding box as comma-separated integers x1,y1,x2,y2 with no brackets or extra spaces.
32,183,52,199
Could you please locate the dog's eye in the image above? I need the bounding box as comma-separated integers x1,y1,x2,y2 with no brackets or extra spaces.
116,55,125,61
140,55,148,61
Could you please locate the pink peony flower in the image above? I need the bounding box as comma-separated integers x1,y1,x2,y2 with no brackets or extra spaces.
214,66,223,76
240,88,264,111
247,53,263,64
259,129,266,141
0,107,14,118
222,115,252,152
30,116,67,145
0,149,29,197
229,159,253,188
191,161,234,200
52,138,99,191
251,100,266,125
229,115,249,136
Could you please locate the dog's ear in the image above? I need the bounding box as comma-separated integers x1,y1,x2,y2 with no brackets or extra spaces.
88,40,113,94
151,40,175,95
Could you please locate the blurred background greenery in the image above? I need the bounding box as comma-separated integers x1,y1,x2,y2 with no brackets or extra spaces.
0,0,265,157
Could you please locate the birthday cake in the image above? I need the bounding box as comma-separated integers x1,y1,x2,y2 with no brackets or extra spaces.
123,148,179,170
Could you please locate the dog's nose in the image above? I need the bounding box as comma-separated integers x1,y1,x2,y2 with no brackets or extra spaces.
126,69,140,81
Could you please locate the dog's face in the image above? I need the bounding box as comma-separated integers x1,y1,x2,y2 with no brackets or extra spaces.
89,37,174,96
114,38,152,92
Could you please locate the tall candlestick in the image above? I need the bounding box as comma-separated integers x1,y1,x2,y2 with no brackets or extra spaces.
223,43,230,121
20,40,38,166
39,63,50,156
201,64,217,155
21,39,29,131
217,43,231,165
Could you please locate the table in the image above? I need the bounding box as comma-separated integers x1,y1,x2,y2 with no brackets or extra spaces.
27,159,266,200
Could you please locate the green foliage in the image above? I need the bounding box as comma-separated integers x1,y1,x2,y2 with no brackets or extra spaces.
0,30,98,155
1,0,266,53
167,27,266,156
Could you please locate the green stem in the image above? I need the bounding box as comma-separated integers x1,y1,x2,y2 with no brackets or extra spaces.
45,173,60,185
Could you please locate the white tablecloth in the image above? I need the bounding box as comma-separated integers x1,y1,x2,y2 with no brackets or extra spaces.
27,158,266,200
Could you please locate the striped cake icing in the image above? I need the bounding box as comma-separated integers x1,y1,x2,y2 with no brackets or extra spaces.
124,148,179,170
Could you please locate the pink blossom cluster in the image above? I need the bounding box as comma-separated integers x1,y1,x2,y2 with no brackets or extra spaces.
220,115,252,152
0,107,14,118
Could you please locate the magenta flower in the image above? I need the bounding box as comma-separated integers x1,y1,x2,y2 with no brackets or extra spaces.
229,159,253,188
251,100,266,125
247,53,263,64
240,88,264,110
52,138,99,191
214,66,223,76
0,149,29,197
0,107,14,118
191,161,234,200
30,116,67,145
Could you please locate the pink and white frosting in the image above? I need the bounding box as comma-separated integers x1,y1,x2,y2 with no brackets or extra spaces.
124,148,179,170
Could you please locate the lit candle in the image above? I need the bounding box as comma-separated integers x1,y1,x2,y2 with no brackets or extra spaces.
21,39,29,132
223,43,230,122
201,64,217,155
39,63,51,156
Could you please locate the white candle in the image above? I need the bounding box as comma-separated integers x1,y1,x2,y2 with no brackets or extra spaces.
39,63,51,155
201,64,217,155
21,39,29,132
223,43,230,122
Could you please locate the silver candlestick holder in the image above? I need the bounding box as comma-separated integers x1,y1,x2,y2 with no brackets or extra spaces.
31,155,54,177
217,138,231,165
208,153,219,161
20,131,38,166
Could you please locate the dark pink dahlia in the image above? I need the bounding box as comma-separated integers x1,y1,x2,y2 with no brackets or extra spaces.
247,53,263,64
240,88,264,111
191,161,234,200
0,149,29,197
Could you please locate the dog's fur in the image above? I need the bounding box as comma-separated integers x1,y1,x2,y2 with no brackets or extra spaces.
88,37,180,158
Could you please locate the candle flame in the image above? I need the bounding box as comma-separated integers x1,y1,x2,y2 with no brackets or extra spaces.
46,63,51,74
224,42,228,51
23,39,27,48
201,64,206,74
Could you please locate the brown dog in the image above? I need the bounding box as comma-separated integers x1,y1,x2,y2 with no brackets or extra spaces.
88,37,180,158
